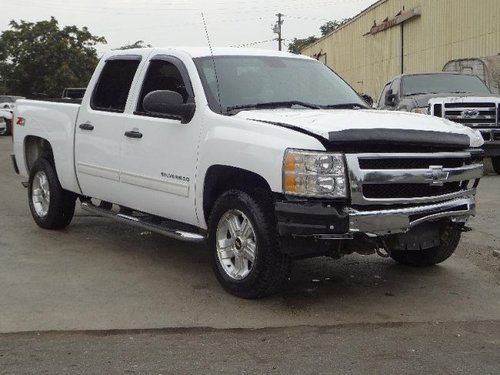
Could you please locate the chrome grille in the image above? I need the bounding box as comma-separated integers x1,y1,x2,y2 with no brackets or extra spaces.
441,102,498,128
346,152,483,206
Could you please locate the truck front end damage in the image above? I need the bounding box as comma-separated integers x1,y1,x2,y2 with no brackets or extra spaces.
275,130,483,258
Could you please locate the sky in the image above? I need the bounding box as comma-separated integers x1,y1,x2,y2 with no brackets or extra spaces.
1,0,377,54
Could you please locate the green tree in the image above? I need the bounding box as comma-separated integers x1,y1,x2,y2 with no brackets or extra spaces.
287,36,318,54
0,17,106,97
117,40,151,50
287,18,351,54
319,19,349,36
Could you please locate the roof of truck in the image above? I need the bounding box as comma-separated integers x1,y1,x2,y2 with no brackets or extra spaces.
105,47,313,60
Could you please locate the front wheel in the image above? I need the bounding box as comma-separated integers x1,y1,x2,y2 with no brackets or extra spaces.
390,223,462,267
28,158,76,230
491,156,500,175
208,189,290,299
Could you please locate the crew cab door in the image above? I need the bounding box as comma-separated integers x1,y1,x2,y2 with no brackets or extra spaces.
119,54,201,226
74,55,142,203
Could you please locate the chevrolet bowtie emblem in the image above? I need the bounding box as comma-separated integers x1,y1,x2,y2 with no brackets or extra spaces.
425,166,449,186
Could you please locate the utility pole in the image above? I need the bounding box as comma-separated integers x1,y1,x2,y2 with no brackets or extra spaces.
272,13,284,51
400,6,405,74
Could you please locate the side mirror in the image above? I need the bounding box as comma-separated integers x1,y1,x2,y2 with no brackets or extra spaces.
143,90,195,124
385,89,396,107
360,93,374,107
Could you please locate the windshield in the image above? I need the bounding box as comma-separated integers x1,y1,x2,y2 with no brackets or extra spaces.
402,74,491,96
194,56,366,113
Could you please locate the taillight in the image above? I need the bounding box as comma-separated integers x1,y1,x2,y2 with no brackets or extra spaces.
16,117,25,126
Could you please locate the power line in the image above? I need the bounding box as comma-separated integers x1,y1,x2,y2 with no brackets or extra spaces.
8,0,370,17
230,39,275,48
286,15,330,22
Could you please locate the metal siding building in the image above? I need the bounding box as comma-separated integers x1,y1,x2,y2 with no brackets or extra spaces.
301,0,500,99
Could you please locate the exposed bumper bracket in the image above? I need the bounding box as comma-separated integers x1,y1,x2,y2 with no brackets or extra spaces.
348,196,476,236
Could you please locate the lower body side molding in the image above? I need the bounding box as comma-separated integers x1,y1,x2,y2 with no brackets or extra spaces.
81,201,206,243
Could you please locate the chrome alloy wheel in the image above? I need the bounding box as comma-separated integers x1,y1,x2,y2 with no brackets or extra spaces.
216,209,257,280
32,171,50,218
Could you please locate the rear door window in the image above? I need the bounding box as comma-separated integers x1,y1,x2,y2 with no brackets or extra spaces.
91,58,141,113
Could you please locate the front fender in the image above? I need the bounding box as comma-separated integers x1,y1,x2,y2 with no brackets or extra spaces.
195,112,324,228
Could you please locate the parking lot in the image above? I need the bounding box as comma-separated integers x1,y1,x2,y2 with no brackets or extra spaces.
1,136,499,373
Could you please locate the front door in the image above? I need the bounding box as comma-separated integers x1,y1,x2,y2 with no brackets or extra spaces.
75,56,142,204
119,55,201,226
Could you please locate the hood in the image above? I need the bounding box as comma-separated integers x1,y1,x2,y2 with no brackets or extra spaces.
405,93,499,108
236,108,483,148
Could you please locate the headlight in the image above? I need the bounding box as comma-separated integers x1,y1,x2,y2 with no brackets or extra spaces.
411,107,429,115
283,149,348,198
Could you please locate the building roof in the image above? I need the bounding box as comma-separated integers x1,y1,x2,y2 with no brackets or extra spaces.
301,0,390,52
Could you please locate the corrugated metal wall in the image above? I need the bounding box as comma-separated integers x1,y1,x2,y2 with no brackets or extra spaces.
301,0,500,100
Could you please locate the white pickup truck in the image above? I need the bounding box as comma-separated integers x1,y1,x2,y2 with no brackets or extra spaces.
12,48,484,298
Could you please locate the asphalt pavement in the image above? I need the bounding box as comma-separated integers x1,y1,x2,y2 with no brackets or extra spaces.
0,137,499,374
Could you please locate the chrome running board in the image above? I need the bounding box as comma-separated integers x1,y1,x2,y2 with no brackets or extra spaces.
81,201,206,243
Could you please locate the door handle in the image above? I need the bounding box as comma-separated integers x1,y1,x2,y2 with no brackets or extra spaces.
79,123,94,131
124,130,143,139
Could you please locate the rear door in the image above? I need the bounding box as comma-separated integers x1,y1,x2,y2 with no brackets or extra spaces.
74,55,143,203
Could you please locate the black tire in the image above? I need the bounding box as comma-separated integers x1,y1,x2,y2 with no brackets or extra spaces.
492,157,500,175
28,158,76,230
390,223,462,267
208,189,290,299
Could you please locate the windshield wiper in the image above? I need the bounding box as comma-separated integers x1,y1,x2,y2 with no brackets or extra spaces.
226,100,321,113
405,92,439,96
321,103,365,109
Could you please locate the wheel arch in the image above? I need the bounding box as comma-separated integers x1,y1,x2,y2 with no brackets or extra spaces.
202,165,273,224
24,136,55,173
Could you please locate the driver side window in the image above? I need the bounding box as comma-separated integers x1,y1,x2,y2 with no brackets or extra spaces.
136,60,189,115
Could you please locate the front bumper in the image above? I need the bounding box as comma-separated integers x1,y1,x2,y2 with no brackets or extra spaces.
348,196,475,236
276,196,476,238
476,129,500,156
482,142,500,157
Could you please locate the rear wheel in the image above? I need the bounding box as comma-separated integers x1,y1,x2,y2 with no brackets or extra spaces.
208,189,290,299
28,158,76,229
491,157,500,175
390,223,462,267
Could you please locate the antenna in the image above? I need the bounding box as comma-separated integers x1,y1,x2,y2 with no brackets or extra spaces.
201,12,223,113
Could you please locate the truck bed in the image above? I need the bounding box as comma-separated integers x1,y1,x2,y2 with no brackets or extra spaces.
13,99,82,194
